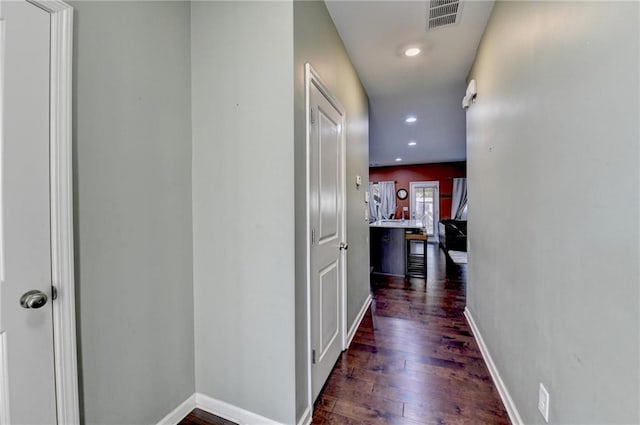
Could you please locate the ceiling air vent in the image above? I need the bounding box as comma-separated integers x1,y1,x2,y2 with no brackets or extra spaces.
427,0,462,30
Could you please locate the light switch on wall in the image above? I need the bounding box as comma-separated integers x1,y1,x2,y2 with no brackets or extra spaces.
356,175,362,187
538,383,550,423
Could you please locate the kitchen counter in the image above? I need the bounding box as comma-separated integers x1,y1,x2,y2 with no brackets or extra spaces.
369,220,427,276
369,219,426,229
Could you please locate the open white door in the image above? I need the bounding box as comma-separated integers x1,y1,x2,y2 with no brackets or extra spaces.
307,64,347,402
0,1,77,424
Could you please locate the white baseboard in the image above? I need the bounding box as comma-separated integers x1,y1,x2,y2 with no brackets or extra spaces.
156,394,196,425
464,307,524,425
157,392,284,425
346,293,373,348
196,393,284,425
296,406,312,425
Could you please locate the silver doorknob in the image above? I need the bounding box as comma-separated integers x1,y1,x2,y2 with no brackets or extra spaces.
339,242,348,250
20,290,48,309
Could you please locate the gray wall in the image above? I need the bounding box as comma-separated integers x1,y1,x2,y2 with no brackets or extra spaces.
71,2,195,424
466,1,639,424
191,2,296,423
293,1,370,421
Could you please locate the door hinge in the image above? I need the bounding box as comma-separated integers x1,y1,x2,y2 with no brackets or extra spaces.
312,349,317,364
310,107,316,125
51,285,58,301
311,228,315,245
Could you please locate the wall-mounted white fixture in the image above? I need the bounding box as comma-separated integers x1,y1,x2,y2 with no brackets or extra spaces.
408,141,417,146
405,115,417,123
395,157,402,162
356,175,362,187
462,79,477,109
538,383,550,422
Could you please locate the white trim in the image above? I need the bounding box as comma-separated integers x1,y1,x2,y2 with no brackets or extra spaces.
196,393,284,425
346,294,372,348
304,63,348,408
26,0,72,14
464,307,523,425
156,394,196,425
0,332,10,425
296,406,312,425
303,63,313,422
156,393,287,425
27,1,80,424
339,99,347,352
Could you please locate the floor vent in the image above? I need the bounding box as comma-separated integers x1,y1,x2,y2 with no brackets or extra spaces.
427,0,462,30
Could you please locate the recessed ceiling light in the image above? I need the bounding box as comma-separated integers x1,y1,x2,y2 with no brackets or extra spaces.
404,47,421,57
408,141,417,146
405,116,417,123
395,158,402,162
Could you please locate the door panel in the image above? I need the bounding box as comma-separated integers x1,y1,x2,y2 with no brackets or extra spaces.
318,109,339,241
0,1,58,423
309,78,344,402
318,261,339,359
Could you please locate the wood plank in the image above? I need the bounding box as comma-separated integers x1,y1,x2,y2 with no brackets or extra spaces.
178,408,236,425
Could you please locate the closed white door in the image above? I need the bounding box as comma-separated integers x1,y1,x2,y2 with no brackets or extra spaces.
0,1,58,423
309,75,345,402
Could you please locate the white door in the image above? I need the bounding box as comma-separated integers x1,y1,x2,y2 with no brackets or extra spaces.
0,1,58,423
410,181,439,237
308,71,346,401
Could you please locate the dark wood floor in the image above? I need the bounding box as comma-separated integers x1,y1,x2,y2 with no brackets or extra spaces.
311,244,509,425
179,408,235,425
179,244,508,425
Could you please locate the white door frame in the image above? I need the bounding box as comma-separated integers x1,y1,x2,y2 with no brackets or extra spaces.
1,1,79,424
409,181,440,238
304,63,347,414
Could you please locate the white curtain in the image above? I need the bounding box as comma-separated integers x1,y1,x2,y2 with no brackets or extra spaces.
451,178,468,220
378,181,396,219
368,182,378,222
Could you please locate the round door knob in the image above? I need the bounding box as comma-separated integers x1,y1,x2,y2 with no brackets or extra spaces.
19,290,48,309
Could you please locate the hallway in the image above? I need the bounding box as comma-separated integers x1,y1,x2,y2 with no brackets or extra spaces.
311,245,509,424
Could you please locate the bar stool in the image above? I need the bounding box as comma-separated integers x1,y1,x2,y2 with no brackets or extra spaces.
405,231,428,278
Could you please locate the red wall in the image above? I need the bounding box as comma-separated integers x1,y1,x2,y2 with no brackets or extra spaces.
369,162,466,220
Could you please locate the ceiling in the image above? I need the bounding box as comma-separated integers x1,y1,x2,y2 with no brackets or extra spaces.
325,0,495,166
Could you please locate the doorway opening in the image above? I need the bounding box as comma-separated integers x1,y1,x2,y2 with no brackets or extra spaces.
409,181,440,240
